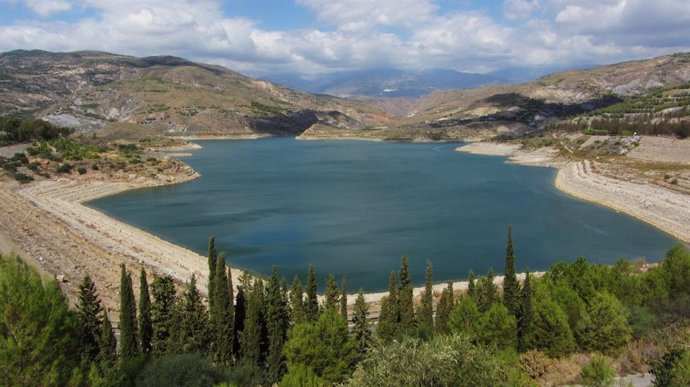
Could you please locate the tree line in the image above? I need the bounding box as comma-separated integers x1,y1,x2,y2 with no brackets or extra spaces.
2,228,690,386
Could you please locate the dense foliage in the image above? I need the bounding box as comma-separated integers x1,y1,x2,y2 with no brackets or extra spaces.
2,229,690,386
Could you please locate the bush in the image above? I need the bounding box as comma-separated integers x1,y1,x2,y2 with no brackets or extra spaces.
77,167,87,175
579,354,614,387
13,173,34,184
134,353,227,387
56,163,73,173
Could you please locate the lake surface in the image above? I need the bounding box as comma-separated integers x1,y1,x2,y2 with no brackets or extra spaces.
90,138,678,291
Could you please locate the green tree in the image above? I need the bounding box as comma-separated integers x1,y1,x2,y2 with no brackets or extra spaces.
476,268,498,313
398,255,415,330
577,292,631,356
280,363,325,387
76,275,103,362
266,268,289,383
376,271,399,341
579,354,614,387
284,309,357,384
340,277,348,319
518,271,533,352
435,282,453,334
98,312,117,365
151,275,177,355
503,226,521,319
523,293,575,358
290,276,305,325
305,265,319,322
138,268,153,355
180,275,209,353
467,270,477,299
119,264,139,359
324,274,339,311
233,285,246,357
0,254,80,386
351,290,371,354
241,279,266,367
211,254,233,363
448,296,480,338
477,303,517,351
417,260,434,330
207,236,218,313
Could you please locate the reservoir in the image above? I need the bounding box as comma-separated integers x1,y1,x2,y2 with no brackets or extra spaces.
90,138,679,291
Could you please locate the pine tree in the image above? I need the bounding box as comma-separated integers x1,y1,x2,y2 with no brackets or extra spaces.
518,271,533,352
502,226,521,320
266,268,289,383
435,281,453,334
417,260,434,330
351,290,371,353
305,265,319,321
180,275,209,353
324,273,339,311
290,276,305,325
138,268,153,355
376,271,399,341
212,253,234,363
98,312,117,365
467,270,476,299
208,236,217,313
119,264,139,358
477,268,498,313
340,276,348,319
398,255,415,330
151,275,177,355
241,279,266,366
76,275,103,362
233,285,246,356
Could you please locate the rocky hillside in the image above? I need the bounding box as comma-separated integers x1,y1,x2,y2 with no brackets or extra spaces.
0,50,393,137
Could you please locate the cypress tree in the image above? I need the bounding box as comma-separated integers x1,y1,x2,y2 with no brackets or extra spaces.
290,276,305,325
98,312,117,366
477,268,498,313
76,275,103,362
266,268,289,383
241,279,265,366
151,275,177,355
467,270,476,299
340,276,348,319
376,271,399,341
324,273,339,311
417,260,434,330
208,236,217,312
305,265,319,321
138,268,153,355
180,275,209,353
233,285,246,356
398,255,415,330
435,281,453,334
503,226,521,319
518,271,533,352
212,253,234,363
118,264,139,358
351,290,371,353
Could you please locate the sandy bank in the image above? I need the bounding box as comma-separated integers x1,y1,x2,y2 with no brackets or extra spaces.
456,142,564,167
295,134,384,142
556,161,690,243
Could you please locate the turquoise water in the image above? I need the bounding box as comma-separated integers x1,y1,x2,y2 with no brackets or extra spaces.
90,138,678,291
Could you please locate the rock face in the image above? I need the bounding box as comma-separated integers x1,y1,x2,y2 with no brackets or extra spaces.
0,50,390,137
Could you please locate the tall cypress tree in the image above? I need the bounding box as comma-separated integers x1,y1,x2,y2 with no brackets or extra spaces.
435,284,451,334
151,275,177,355
376,271,399,341
417,260,434,330
305,265,319,321
241,279,265,366
265,268,288,383
208,237,217,312
398,255,415,330
180,275,209,353
351,290,371,353
324,274,339,311
477,268,498,313
340,276,348,319
119,264,139,359
503,226,521,319
518,271,533,352
233,285,246,357
467,270,477,299
138,268,153,355
98,312,117,366
212,253,234,363
290,276,305,325
76,275,103,362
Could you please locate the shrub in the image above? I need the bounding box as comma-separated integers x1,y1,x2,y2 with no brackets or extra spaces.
56,163,73,173
13,173,34,184
77,167,87,175
134,353,227,387
579,354,614,387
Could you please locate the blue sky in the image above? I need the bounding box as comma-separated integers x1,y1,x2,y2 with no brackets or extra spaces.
1,0,689,76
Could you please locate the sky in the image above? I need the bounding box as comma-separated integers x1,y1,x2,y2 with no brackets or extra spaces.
1,0,689,77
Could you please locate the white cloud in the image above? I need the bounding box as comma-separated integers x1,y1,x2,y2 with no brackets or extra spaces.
503,0,542,20
297,0,437,31
7,0,73,17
